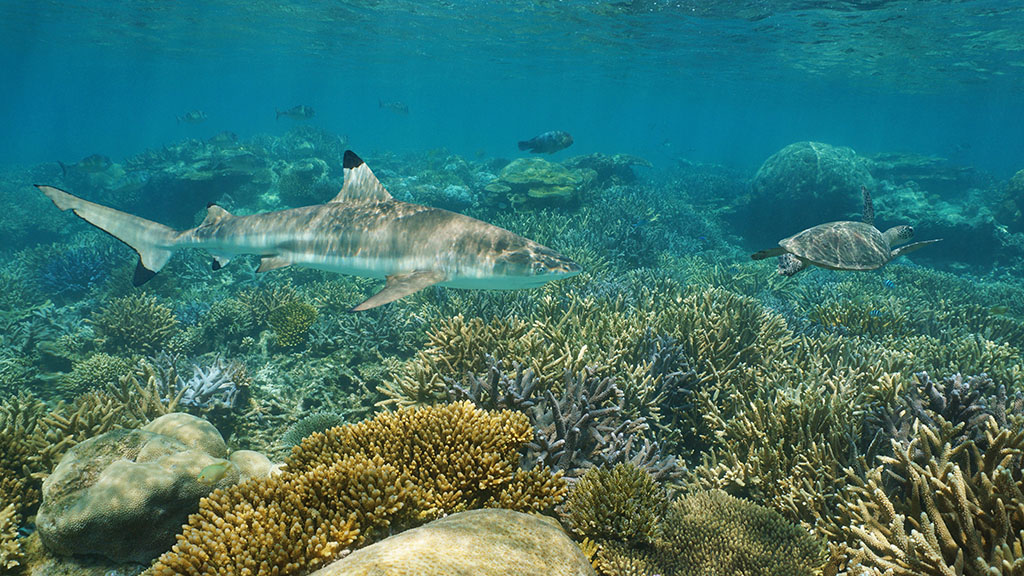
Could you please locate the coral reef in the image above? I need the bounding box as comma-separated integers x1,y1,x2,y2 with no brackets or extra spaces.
148,402,566,576
581,489,827,576
825,416,1024,576
0,503,20,572
562,464,668,544
58,352,135,399
89,293,178,354
267,299,319,348
486,157,594,207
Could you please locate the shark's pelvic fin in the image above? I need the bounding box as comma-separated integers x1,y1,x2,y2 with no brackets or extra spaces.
201,204,234,226
330,150,393,203
352,269,446,311
257,255,292,273
36,185,177,283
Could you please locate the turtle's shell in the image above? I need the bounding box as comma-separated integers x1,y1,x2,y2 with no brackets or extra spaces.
780,221,890,270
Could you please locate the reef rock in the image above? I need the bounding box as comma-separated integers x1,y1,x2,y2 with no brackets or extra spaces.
562,152,651,185
486,157,594,207
996,168,1024,234
309,508,595,576
738,141,874,246
35,413,260,564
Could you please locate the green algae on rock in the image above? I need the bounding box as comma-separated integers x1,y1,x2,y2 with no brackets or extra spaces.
308,508,595,576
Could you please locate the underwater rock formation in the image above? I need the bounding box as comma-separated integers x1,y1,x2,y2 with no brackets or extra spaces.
485,157,594,207
35,413,253,563
996,168,1024,234
738,141,874,247
308,509,596,576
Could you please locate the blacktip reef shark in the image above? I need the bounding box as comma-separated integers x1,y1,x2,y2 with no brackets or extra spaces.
37,150,582,311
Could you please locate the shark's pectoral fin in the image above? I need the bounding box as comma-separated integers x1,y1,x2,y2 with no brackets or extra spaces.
256,256,292,273
352,270,446,312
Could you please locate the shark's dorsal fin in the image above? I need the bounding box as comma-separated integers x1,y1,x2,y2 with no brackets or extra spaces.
201,203,234,226
257,255,292,273
331,150,393,203
352,270,446,311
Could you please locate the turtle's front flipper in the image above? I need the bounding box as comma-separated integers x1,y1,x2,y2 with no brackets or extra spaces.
777,253,806,276
892,238,941,258
751,246,787,260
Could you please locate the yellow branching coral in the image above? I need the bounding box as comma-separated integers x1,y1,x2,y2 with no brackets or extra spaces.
562,463,668,544
147,402,566,576
0,503,20,571
268,300,319,348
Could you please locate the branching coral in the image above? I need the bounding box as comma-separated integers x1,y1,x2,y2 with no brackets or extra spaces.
147,402,566,576
826,416,1024,576
0,503,20,572
267,300,318,348
89,293,178,354
562,463,668,544
58,352,135,398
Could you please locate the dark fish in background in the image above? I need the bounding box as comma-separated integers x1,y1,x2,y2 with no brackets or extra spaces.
58,153,113,177
379,99,409,114
518,131,573,154
177,110,207,124
276,105,316,120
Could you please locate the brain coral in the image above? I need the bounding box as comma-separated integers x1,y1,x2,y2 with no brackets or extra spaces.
36,413,238,563
148,401,566,576
308,508,596,576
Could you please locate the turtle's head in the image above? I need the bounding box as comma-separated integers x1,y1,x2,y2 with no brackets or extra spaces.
883,225,914,247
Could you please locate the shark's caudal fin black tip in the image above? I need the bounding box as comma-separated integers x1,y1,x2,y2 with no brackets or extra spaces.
343,150,364,169
133,260,158,286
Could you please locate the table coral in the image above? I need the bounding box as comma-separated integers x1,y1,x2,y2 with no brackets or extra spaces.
147,402,566,576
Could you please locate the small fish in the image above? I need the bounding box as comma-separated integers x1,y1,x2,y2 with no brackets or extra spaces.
989,305,1010,316
177,110,207,124
197,460,233,485
869,310,883,317
883,279,896,289
379,99,409,114
58,153,113,177
276,105,316,120
517,131,573,154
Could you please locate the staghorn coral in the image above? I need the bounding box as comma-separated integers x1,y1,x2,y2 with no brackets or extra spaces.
826,416,1024,576
148,402,566,576
0,503,20,572
562,463,668,544
268,300,319,348
89,293,178,354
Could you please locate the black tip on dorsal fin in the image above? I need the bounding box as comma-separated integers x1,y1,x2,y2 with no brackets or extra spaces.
343,150,364,170
207,202,216,208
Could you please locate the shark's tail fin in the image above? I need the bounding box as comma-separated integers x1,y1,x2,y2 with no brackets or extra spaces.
36,185,179,285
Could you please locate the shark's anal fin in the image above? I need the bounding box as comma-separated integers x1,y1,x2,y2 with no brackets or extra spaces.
256,256,292,273
352,270,446,312
330,150,394,203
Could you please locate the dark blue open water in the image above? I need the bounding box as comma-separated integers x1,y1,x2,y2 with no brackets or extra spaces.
2,0,1023,175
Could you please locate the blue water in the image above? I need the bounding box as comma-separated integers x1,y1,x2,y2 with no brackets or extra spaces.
2,0,1023,176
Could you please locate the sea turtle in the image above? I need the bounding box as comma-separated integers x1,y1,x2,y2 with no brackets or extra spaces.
751,186,941,276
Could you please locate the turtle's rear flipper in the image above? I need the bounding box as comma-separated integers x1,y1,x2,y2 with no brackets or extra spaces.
751,247,787,260
893,238,941,258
